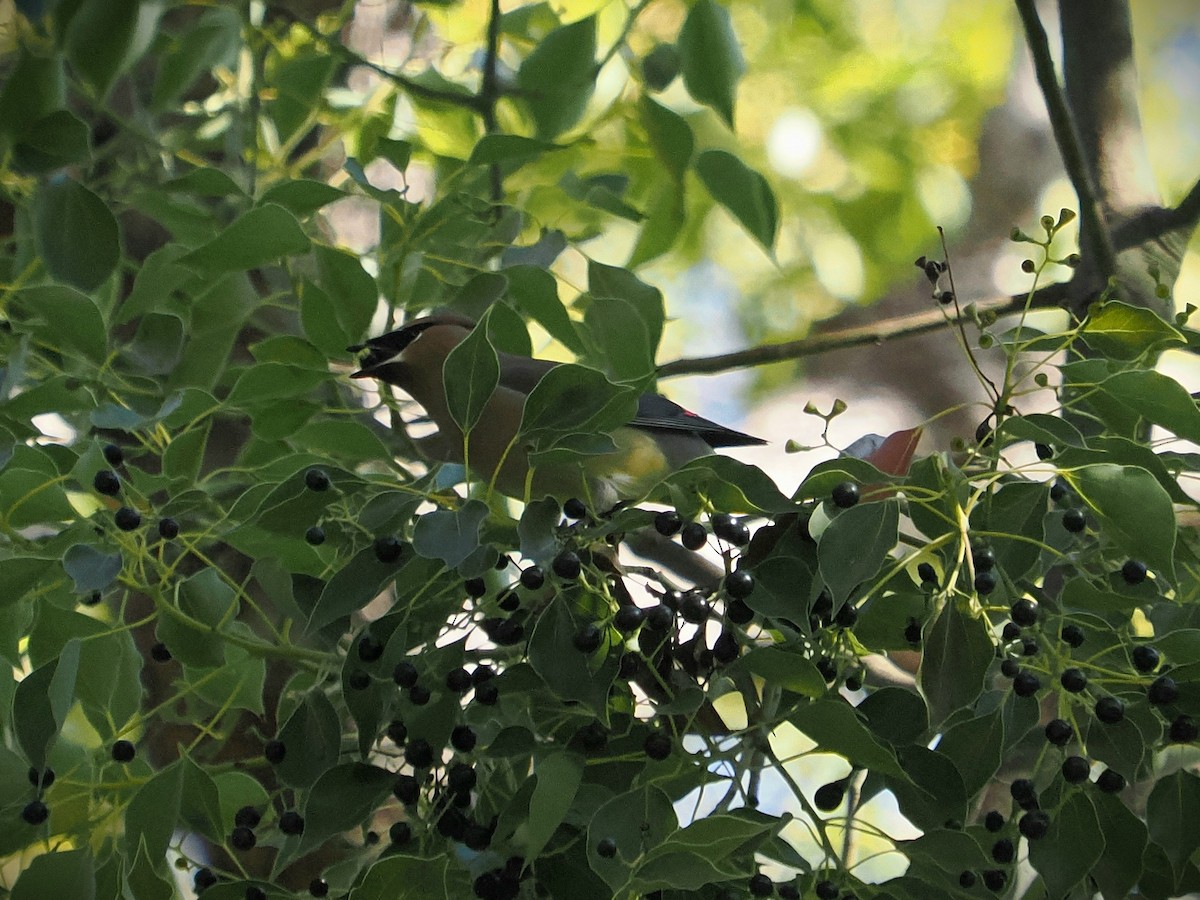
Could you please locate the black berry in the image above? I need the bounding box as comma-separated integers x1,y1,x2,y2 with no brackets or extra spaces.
1096,769,1126,793
1010,778,1037,808
304,468,330,491
917,562,937,584
393,774,420,805
1012,670,1040,697
749,873,774,896
393,661,419,688
680,522,707,550
680,591,710,624
93,469,120,495
347,670,371,691
644,732,672,760
1000,658,1020,678
195,868,218,890
815,881,839,900
264,739,286,764
111,740,136,762
563,498,587,519
1148,675,1179,705
552,551,581,579
305,525,326,545
1061,624,1085,648
725,570,755,600
279,810,305,834
235,806,261,829
358,634,384,662
831,481,860,508
520,566,545,590
1060,668,1087,692
1095,697,1124,724
982,869,1007,891
1131,645,1160,673
451,725,477,752
983,811,1005,832
465,578,487,598
404,738,433,768
654,510,682,536
1010,599,1038,627
1121,559,1147,585
959,871,977,889
1169,715,1198,743
21,800,48,825
727,598,753,625
309,878,329,897
1061,756,1090,783
613,605,644,633
389,821,413,845
446,667,472,692
974,570,998,595
374,535,404,563
1044,719,1073,746
103,443,124,466
596,837,617,858
408,683,430,705
231,825,256,850
573,623,602,653
115,506,141,531
158,517,180,539
991,838,1014,863
475,682,499,705
1062,508,1086,533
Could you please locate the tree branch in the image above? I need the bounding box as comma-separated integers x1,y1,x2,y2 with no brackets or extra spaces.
481,0,504,204
1014,0,1118,280
657,283,1069,379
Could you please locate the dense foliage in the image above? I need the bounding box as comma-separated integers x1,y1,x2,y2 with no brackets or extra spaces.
1,2,1198,900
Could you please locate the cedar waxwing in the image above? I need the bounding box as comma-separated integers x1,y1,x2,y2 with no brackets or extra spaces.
350,314,765,508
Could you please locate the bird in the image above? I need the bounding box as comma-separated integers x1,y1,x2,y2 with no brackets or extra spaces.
349,313,766,508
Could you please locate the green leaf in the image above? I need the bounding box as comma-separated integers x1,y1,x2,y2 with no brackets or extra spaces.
1146,769,1200,882
151,7,240,109
306,546,412,634
1095,369,1200,443
1028,791,1104,898
1090,791,1147,900
412,500,489,570
443,306,500,433
314,244,377,346
505,266,586,354
178,203,311,274
588,259,665,359
12,849,95,900
0,49,65,142
695,150,777,251
60,547,120,595
34,178,120,290
588,786,678,890
11,109,91,173
520,364,638,447
518,497,562,564
528,596,618,714
734,647,825,697
274,689,343,789
677,0,745,128
790,700,909,780
935,709,1004,797
524,752,584,865
12,285,108,364
64,0,142,96
294,763,395,857
126,312,186,375
517,16,597,138
13,640,80,768
660,456,795,515
351,855,467,900
918,598,994,727
1079,300,1185,359
817,499,899,604
469,134,558,168
125,761,186,864
882,746,967,831
259,179,346,217
1064,464,1176,581
857,686,929,746
639,96,693,182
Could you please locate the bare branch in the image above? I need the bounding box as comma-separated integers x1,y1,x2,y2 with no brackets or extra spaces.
657,283,1069,379
1014,0,1118,280
481,0,504,204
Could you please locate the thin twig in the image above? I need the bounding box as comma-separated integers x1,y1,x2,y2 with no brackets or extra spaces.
1013,0,1119,280
656,283,1069,379
481,0,504,204
940,227,1000,404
